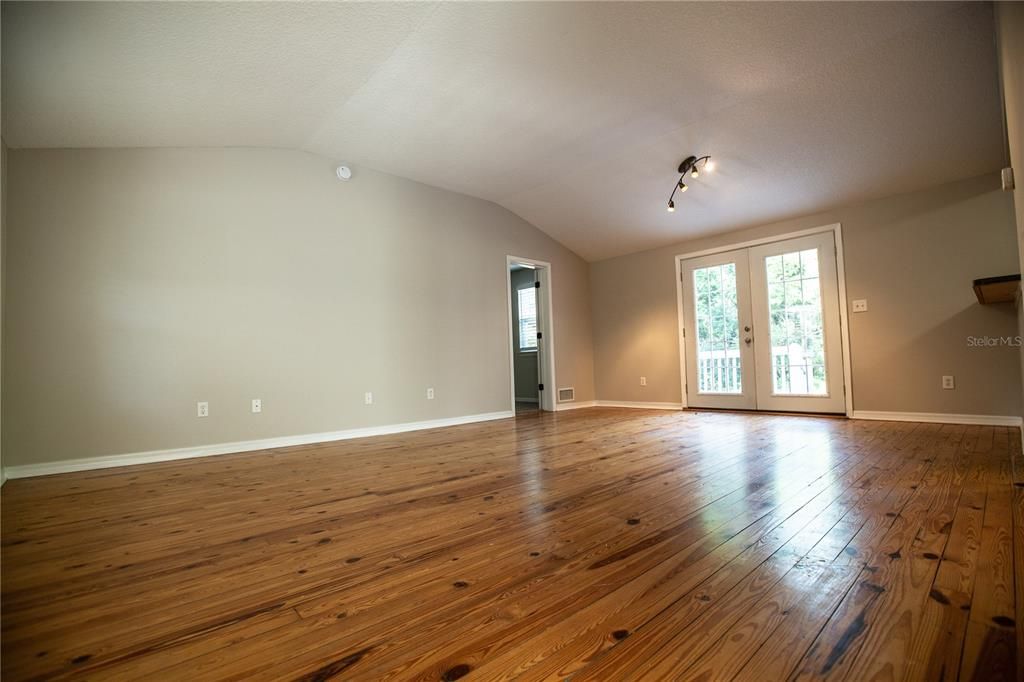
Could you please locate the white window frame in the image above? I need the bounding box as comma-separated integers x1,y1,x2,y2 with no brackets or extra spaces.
517,285,539,352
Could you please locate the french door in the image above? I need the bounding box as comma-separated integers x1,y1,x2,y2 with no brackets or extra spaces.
680,232,846,414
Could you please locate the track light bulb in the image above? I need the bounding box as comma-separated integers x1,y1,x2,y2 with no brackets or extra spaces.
668,153,710,206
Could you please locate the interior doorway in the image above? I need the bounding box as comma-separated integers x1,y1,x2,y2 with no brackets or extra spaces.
506,256,555,415
677,228,851,415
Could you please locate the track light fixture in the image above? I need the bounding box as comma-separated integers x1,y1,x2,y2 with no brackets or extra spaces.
666,155,712,212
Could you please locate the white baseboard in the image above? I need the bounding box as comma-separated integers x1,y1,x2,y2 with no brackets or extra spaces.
3,410,515,480
851,410,1023,427
553,400,597,411
12,406,1012,480
555,401,684,411
595,401,684,410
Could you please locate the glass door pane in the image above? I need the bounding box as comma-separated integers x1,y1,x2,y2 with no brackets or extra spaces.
764,248,827,396
693,263,742,394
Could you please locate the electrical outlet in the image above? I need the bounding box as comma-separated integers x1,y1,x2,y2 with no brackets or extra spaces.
852,299,868,313
251,398,262,413
427,388,435,400
640,376,647,386
942,375,955,390
364,392,373,405
197,401,209,418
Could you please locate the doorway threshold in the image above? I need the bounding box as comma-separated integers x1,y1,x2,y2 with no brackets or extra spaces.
682,407,847,419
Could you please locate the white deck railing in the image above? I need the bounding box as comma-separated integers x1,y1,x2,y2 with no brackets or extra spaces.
697,345,811,393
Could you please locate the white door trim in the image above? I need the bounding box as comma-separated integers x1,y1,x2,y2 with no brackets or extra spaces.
674,223,853,417
506,255,557,413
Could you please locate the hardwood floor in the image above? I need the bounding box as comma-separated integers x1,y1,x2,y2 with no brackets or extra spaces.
2,408,1020,681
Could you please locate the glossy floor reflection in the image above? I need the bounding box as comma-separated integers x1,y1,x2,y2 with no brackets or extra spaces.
1,408,1019,680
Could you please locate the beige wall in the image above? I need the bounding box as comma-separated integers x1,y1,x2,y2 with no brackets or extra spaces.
1,140,6,480
3,148,595,466
591,173,1021,416
510,268,539,401
996,3,1024,422
4,148,1018,468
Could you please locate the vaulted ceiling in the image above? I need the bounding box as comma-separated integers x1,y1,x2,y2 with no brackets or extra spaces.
2,2,1005,261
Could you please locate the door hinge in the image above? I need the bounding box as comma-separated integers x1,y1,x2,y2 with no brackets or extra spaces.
534,281,540,288
682,328,686,337
538,383,544,391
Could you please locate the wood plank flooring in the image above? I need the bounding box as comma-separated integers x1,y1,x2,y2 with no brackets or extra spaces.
1,408,1020,680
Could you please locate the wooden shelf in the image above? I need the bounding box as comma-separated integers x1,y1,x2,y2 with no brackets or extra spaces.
973,274,1020,304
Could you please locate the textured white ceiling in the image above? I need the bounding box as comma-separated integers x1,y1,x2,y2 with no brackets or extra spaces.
2,2,1005,261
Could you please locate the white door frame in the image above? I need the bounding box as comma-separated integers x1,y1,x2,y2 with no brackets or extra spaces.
679,248,757,410
674,223,853,417
506,255,557,413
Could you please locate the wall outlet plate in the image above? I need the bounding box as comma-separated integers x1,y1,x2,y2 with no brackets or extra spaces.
852,299,868,313
197,401,209,418
364,392,373,405
942,375,955,390
251,398,262,413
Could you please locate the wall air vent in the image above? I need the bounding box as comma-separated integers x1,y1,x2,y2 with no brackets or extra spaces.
557,387,575,402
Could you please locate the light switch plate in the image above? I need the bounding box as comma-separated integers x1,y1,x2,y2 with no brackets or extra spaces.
852,299,868,313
